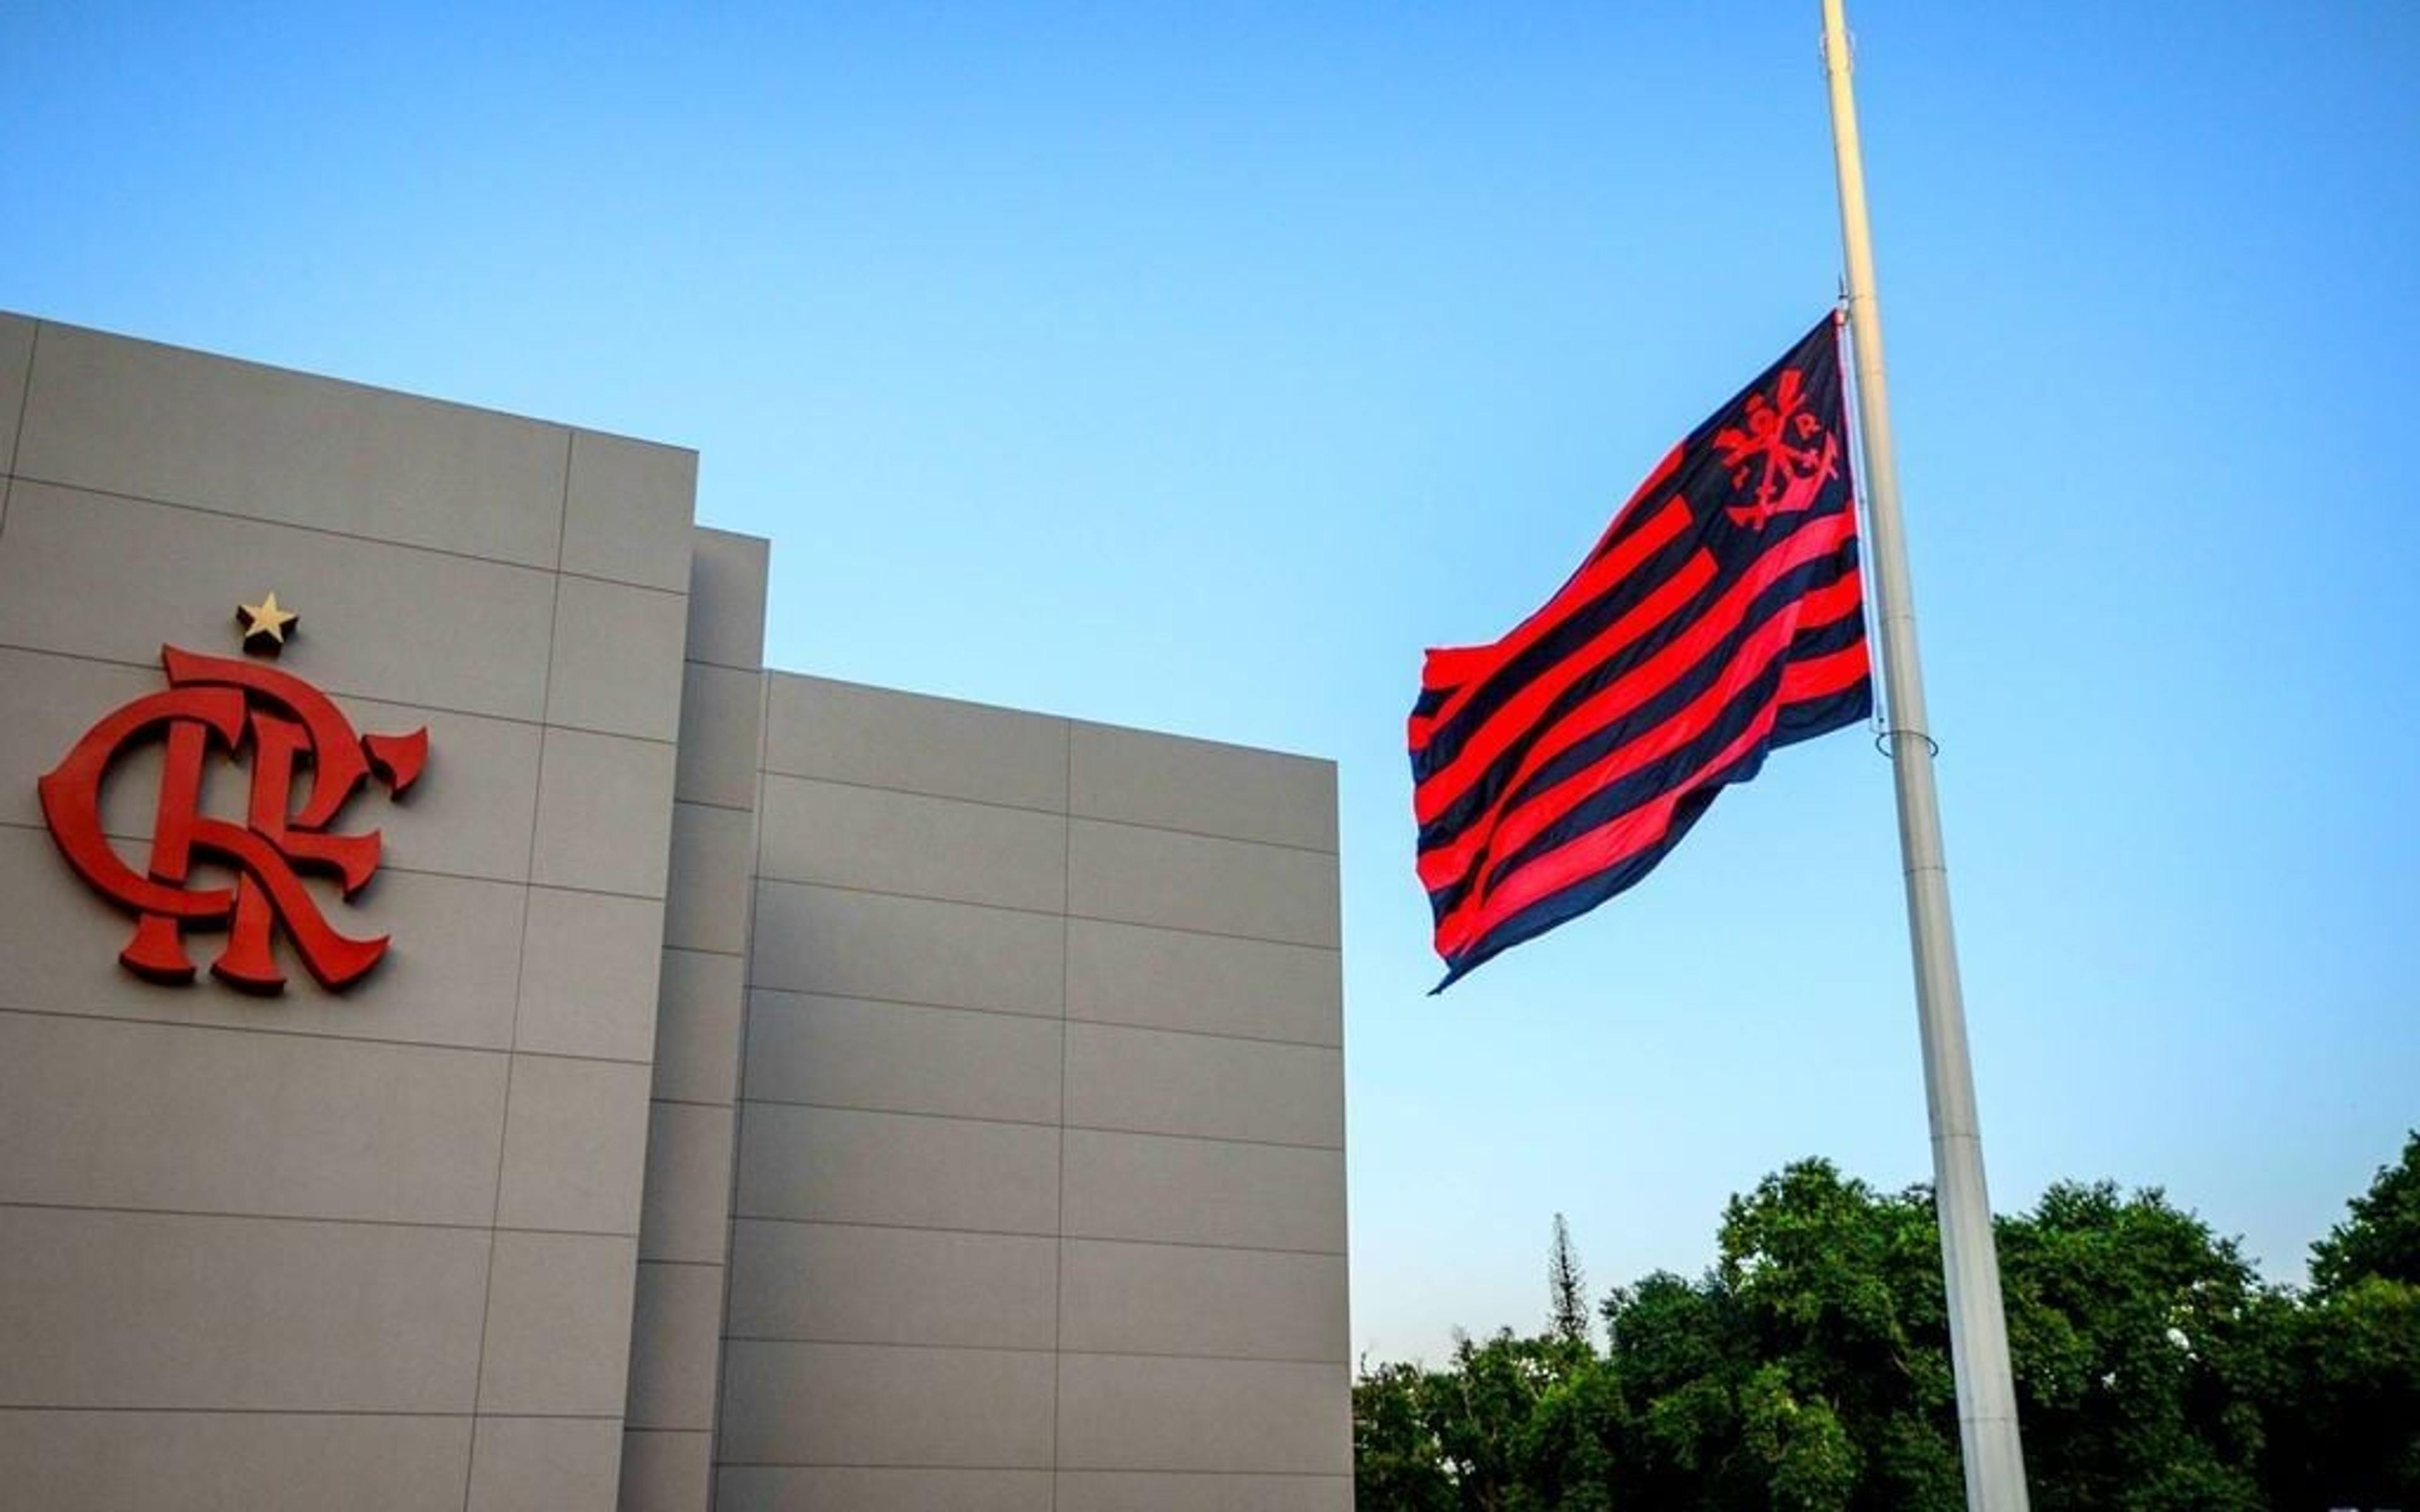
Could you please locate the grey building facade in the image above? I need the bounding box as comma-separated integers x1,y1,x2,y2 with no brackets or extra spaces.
0,312,1351,1510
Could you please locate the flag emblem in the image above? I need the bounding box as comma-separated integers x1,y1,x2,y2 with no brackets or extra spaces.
1410,315,1870,988
1714,365,1843,529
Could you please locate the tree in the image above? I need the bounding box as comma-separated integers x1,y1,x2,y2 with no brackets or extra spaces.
2309,1129,2420,1295
1514,1360,1625,1512
1549,1213,1591,1347
1351,1133,2420,1512
1995,1181,2269,1511
1601,1268,1756,1510
1435,1329,1579,1510
1355,1357,1457,1512
1351,1331,1589,1512
2256,1274,2420,1511
2259,1129,2420,1509
1714,1160,1960,1512
1742,1361,1861,1512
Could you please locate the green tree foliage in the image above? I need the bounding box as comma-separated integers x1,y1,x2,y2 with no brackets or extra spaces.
2255,1276,2420,1511
2310,1131,2420,1295
1997,1181,2269,1511
1354,1359,1457,1512
1352,1329,1593,1512
1354,1131,2420,1511
1717,1162,1957,1511
2256,1132,2420,1510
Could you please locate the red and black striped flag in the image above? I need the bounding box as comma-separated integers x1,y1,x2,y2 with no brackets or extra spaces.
1410,314,1871,988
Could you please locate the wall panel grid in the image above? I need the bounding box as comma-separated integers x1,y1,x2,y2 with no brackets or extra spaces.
719,676,1349,1490
619,527,769,1512
0,316,1351,1509
0,316,700,1511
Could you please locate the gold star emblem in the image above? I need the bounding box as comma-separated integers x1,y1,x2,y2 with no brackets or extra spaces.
235,592,299,655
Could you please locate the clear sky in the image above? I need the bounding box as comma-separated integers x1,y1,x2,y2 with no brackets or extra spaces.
8,2,2415,1365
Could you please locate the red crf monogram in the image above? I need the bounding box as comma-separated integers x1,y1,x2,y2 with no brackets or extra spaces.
1712,366,1841,530
38,646,428,992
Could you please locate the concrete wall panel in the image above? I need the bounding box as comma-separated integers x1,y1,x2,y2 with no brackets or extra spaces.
0,312,34,477
763,673,1067,811
621,1430,712,1511
757,773,1067,912
0,1012,506,1225
735,1103,1059,1235
1064,1020,1344,1148
1065,917,1342,1046
625,1261,725,1429
718,1467,1053,1512
744,990,1062,1125
1068,817,1340,948
718,1340,1055,1468
0,1205,488,1410
0,647,151,830
722,676,1347,1492
1063,1128,1347,1254
726,1218,1056,1350
0,1410,473,1512
1055,1354,1352,1474
664,801,755,954
515,886,667,1062
673,661,762,810
342,694,546,883
530,727,677,898
1057,1239,1349,1363
637,1101,738,1264
546,575,689,741
476,1231,640,1415
1055,1470,1352,1512
750,879,1064,1015
468,1416,627,1512
619,521,756,1512
16,321,568,566
651,948,746,1106
683,528,769,672
1070,722,1337,853
0,481,557,719
495,1055,654,1235
562,430,698,593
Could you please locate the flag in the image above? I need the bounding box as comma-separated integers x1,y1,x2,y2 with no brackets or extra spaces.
1410,314,1871,988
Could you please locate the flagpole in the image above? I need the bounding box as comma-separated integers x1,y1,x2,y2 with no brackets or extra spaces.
1819,4,2031,1509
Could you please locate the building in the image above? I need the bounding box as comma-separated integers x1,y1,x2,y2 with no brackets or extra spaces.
0,312,1351,1510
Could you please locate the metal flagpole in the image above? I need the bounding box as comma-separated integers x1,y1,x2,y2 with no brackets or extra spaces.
1818,3,2032,1509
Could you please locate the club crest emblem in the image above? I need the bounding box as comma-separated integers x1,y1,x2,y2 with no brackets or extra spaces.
37,596,427,993
1712,366,1842,529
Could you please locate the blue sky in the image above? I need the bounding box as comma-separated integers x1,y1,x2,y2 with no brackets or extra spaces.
8,2,2415,1363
